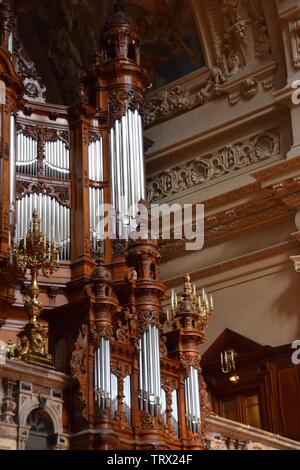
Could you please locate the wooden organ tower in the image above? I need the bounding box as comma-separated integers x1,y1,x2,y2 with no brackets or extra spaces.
0,1,211,450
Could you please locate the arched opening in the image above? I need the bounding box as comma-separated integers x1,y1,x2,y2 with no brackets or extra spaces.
127,42,136,61
25,408,55,450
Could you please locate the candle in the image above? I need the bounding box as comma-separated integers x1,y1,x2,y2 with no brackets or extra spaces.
193,283,196,296
171,289,174,308
210,295,214,310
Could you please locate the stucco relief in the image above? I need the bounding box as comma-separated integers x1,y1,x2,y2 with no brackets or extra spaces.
143,67,226,127
205,0,271,76
147,130,280,202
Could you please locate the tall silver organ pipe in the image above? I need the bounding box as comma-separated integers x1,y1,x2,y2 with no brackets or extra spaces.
139,325,161,416
110,109,145,238
9,114,16,225
171,389,179,437
15,194,71,260
185,366,201,434
88,138,104,251
123,375,131,426
45,140,70,179
94,337,111,409
16,133,38,176
111,373,118,420
161,388,167,425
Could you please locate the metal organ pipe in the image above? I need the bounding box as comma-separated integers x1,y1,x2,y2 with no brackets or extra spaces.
185,366,201,434
15,194,70,260
139,325,161,417
9,114,16,226
110,110,145,237
88,138,104,252
123,376,131,426
16,133,38,177
94,337,111,410
44,139,70,179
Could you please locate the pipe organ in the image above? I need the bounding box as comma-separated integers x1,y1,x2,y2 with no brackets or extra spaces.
0,0,211,451
15,126,71,260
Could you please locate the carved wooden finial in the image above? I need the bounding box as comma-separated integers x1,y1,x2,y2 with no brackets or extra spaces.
184,273,192,295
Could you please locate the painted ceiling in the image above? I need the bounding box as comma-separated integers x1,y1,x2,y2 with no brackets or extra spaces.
17,0,205,105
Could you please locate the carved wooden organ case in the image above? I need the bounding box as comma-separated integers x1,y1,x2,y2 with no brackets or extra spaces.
0,2,210,450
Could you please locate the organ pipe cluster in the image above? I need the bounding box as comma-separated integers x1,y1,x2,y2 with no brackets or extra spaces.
138,325,162,416
110,109,145,238
16,194,70,260
15,134,71,260
16,133,38,176
185,366,201,434
44,140,70,179
88,138,104,252
94,337,111,409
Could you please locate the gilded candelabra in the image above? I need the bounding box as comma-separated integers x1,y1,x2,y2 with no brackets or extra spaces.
221,349,240,383
10,209,60,367
168,274,214,329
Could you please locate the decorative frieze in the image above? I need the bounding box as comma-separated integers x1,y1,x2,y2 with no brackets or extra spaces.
147,130,280,202
16,180,71,207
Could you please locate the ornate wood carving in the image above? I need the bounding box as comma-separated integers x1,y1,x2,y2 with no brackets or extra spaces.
70,324,88,420
109,87,144,123
16,180,71,207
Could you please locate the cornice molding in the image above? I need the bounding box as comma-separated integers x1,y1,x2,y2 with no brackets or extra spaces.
163,240,298,289
146,103,286,173
252,155,300,182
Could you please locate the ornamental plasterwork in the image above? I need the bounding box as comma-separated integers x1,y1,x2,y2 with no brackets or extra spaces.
144,0,272,127
143,67,226,128
204,0,271,75
286,14,300,69
147,130,280,202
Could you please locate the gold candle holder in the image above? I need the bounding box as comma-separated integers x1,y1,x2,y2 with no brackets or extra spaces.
10,209,60,368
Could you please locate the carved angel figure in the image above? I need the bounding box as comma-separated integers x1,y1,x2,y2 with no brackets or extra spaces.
70,325,88,374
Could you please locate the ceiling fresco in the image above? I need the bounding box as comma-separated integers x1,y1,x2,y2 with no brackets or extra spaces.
16,0,205,104
126,0,205,89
